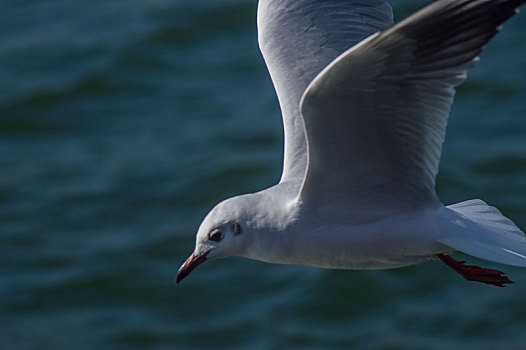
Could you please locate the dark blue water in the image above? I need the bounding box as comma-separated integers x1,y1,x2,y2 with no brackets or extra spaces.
1,1,526,349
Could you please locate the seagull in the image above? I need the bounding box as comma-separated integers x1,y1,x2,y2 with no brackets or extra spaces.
177,0,526,287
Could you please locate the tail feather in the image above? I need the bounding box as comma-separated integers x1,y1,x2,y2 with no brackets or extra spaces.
438,199,526,267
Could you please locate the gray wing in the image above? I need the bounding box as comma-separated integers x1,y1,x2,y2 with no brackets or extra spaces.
257,0,393,182
299,0,525,207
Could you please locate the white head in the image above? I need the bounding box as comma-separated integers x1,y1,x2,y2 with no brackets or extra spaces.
176,194,258,283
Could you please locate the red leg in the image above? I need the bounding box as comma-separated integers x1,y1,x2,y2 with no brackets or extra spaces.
437,254,514,287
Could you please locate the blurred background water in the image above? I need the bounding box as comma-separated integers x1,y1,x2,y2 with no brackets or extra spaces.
1,0,526,349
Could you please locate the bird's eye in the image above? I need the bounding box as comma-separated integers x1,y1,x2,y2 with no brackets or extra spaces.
208,229,223,242
233,222,242,235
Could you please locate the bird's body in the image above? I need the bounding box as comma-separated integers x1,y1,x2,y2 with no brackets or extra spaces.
177,0,526,287
234,180,447,270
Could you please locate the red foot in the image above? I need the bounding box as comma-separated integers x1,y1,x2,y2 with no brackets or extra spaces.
437,254,514,287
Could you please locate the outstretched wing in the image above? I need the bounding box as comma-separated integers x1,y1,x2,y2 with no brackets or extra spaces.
299,0,525,207
257,0,393,182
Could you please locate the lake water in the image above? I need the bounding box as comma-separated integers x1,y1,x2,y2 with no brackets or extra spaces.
1,1,526,349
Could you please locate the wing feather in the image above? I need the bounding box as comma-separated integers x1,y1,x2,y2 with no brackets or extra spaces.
299,0,525,206
257,0,393,182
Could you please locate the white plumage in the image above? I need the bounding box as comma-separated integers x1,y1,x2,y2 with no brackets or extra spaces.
177,0,526,287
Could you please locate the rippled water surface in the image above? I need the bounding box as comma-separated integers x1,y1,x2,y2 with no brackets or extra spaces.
2,1,526,349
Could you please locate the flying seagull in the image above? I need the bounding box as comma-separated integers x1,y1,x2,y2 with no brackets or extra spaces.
177,0,526,287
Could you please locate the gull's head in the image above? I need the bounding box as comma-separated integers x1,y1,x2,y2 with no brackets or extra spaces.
176,195,255,283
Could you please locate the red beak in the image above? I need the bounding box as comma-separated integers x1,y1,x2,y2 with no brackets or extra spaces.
176,251,209,284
